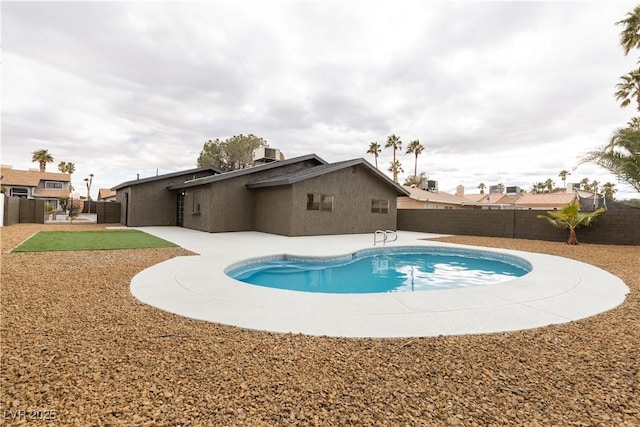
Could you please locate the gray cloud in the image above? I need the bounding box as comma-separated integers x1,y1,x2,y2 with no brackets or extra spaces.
2,1,638,199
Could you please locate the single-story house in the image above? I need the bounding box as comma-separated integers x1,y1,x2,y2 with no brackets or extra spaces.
0,165,71,209
112,154,409,236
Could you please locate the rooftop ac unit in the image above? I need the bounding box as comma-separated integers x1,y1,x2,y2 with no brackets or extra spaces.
422,180,438,192
489,185,501,194
506,185,520,195
252,147,280,163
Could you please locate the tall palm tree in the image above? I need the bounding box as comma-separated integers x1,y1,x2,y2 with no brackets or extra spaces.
617,5,640,55
558,170,571,191
579,126,640,192
537,201,606,245
366,142,381,169
387,160,403,182
405,139,425,180
385,134,402,182
84,174,94,201
478,183,486,194
32,149,54,172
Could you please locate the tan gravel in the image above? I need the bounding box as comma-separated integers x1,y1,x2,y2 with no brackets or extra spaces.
1,224,639,426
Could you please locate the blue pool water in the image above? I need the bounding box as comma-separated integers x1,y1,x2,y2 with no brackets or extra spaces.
226,246,531,294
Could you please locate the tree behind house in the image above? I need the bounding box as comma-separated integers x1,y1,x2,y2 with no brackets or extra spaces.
197,134,268,171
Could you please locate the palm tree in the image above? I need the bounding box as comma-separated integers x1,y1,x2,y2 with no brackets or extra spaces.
84,174,94,201
58,161,76,174
387,160,403,182
544,178,555,193
615,68,640,110
617,5,640,55
579,178,591,191
537,201,606,245
497,183,505,193
405,139,425,180
367,142,381,169
601,182,617,199
531,182,546,194
32,149,54,172
558,170,571,191
478,183,486,194
385,134,402,182
579,126,640,192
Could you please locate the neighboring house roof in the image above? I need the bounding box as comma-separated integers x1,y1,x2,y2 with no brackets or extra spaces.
402,185,481,205
112,165,223,190
169,154,328,190
513,192,577,207
246,158,410,196
464,193,510,204
1,166,71,186
98,188,117,200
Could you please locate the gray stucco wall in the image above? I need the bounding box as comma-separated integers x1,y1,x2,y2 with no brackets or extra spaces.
291,166,398,236
252,165,397,236
115,171,215,226
252,186,293,235
184,159,321,233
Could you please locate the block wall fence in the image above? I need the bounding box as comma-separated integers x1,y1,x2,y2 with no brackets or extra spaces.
397,209,640,245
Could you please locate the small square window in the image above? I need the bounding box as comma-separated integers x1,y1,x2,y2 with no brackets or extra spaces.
371,199,389,214
307,193,333,211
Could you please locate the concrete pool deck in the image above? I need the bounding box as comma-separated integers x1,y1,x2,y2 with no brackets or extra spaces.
130,227,629,338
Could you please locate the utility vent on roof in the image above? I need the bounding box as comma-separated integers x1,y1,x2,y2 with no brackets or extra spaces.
253,147,280,164
506,186,521,195
421,179,438,192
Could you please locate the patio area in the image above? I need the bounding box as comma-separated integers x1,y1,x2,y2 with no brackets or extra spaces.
131,227,629,338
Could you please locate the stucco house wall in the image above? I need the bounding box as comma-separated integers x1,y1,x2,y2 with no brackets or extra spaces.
249,164,400,236
178,158,323,233
290,165,398,236
252,186,293,235
114,169,218,226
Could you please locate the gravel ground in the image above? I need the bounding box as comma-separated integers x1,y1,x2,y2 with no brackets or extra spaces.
1,224,638,426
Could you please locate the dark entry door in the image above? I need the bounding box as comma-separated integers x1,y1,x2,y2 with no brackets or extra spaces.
176,192,185,227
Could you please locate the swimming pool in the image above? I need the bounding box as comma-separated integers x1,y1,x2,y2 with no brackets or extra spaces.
131,229,629,338
226,246,532,293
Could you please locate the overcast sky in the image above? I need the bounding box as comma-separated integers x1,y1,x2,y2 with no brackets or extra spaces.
3,1,639,200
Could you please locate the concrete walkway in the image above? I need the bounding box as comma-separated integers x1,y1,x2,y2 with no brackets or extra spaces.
130,227,629,338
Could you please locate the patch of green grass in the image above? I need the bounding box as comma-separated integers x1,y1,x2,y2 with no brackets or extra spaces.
12,230,179,252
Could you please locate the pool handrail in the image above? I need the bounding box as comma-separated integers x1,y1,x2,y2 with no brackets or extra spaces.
374,229,397,245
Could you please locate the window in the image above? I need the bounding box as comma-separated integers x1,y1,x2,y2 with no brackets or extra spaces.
45,181,63,189
192,191,201,214
371,199,389,214
307,193,334,211
9,188,29,198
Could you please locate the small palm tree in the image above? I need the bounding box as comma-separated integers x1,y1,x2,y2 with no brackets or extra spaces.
537,201,606,245
478,183,486,194
544,178,555,193
367,142,381,169
601,182,617,199
405,139,425,180
32,149,54,172
385,134,402,182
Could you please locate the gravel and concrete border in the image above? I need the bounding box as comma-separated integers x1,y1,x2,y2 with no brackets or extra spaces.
2,224,638,425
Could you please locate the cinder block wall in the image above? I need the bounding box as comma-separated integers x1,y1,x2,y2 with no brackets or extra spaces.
398,209,640,245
